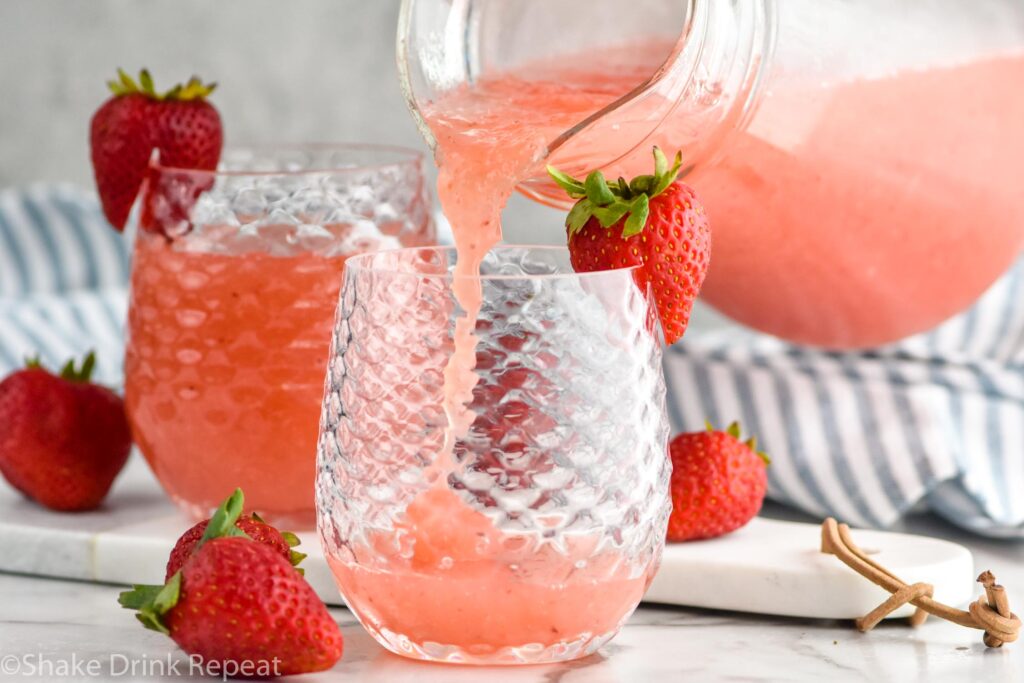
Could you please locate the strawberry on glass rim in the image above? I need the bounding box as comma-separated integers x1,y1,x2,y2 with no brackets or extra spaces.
89,68,223,231
547,147,711,345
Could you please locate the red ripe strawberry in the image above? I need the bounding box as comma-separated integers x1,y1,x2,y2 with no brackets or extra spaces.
121,538,342,676
0,353,131,511
548,148,711,344
163,489,306,580
90,69,222,231
666,422,769,542
120,489,340,676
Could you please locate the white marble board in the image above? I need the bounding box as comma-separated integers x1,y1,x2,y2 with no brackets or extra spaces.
0,453,975,620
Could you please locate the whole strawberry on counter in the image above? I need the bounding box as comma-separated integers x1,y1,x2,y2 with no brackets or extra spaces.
120,489,342,676
547,147,711,344
162,488,306,580
667,422,770,542
0,352,131,511
90,68,222,231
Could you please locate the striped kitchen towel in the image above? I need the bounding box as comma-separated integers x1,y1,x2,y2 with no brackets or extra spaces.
0,184,129,386
665,270,1024,538
1,185,1022,537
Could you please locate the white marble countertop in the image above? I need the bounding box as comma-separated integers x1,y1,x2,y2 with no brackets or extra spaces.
2,506,1022,682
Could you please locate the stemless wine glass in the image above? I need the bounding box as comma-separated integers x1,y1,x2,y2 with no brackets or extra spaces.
317,246,670,665
125,144,433,527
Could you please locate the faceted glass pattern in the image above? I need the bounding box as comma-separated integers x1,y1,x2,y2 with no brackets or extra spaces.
317,246,670,664
125,145,433,526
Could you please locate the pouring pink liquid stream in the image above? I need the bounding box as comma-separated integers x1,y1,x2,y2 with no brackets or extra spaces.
326,53,666,654
329,47,1024,653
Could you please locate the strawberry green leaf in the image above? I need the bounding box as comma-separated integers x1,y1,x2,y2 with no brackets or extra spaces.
727,421,742,439
139,69,155,97
153,572,181,614
79,351,96,382
744,435,771,465
198,488,249,548
105,69,217,102
553,147,689,239
179,76,216,101
622,194,650,237
651,150,684,198
134,612,167,634
546,166,586,198
584,170,616,207
118,584,162,610
654,147,669,179
592,201,631,227
566,198,595,235
181,77,199,99
58,351,97,383
629,175,655,196
117,68,137,93
118,572,181,635
282,531,307,568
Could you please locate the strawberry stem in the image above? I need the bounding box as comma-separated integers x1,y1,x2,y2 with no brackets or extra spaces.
547,147,684,237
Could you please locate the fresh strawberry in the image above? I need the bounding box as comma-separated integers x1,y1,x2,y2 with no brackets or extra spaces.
90,69,222,231
0,353,131,511
121,539,342,676
666,422,769,542
163,489,306,581
547,147,711,344
119,489,341,676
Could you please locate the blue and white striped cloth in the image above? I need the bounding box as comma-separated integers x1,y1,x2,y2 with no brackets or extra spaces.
0,185,129,387
665,273,1024,538
1,185,1022,537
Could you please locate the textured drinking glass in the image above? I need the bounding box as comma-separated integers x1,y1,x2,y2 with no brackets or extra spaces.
317,246,670,664
125,145,433,527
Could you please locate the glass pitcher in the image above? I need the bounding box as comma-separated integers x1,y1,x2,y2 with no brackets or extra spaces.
398,0,1024,349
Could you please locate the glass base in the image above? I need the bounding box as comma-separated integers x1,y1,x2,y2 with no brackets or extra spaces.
367,624,618,666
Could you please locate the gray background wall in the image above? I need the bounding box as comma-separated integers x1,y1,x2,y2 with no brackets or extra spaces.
0,0,559,244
